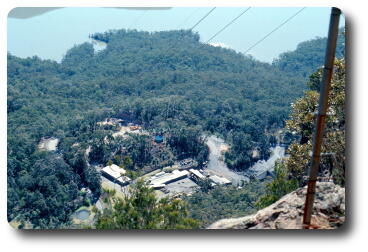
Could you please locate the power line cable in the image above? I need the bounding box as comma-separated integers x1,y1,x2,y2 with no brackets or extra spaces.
128,10,148,29
190,7,216,30
177,8,201,29
244,7,306,54
206,7,251,43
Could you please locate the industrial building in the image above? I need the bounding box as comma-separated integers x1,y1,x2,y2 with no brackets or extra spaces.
101,164,131,186
189,168,206,181
246,165,274,180
209,175,231,185
149,170,189,188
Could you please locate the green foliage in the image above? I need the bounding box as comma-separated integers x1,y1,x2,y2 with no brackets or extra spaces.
125,169,141,180
273,27,345,79
257,59,346,209
195,178,213,193
184,181,265,227
122,156,133,169
167,125,207,160
225,132,253,170
8,152,82,228
94,180,200,229
123,135,154,167
285,59,346,186
256,162,299,209
61,42,94,72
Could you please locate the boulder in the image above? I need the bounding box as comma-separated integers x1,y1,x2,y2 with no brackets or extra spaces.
207,182,345,229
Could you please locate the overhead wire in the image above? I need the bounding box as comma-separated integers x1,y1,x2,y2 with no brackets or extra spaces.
168,7,216,52
177,8,201,29
206,7,252,43
244,7,306,54
128,9,148,29
190,7,216,30
126,7,306,60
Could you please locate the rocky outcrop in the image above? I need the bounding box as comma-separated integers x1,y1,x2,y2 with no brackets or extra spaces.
207,182,345,229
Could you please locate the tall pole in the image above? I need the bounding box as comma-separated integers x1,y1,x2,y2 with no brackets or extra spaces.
302,7,341,228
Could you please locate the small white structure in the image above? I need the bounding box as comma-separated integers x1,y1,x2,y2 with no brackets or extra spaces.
209,175,231,185
97,118,123,127
38,137,59,151
115,176,131,185
101,164,131,185
189,169,205,180
102,164,126,177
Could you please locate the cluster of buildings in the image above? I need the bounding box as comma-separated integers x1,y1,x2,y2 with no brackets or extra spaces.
100,157,233,197
188,169,231,185
97,117,147,139
100,159,273,196
99,117,164,145
149,170,190,189
97,118,124,127
96,118,235,196
148,166,231,194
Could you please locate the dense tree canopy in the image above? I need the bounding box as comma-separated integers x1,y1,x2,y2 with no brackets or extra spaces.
94,180,200,229
272,27,345,78
184,181,266,227
7,28,344,228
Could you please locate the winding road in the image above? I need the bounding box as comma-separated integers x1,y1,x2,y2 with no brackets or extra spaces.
205,135,286,185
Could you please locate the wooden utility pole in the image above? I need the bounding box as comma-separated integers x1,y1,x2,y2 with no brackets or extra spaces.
302,7,341,228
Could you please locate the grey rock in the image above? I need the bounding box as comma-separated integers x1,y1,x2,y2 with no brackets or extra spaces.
207,182,345,229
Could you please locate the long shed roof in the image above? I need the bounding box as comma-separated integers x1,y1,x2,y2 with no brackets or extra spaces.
102,164,126,179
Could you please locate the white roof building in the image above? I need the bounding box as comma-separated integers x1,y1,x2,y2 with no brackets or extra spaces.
102,164,126,178
101,164,130,185
209,175,231,185
189,169,205,180
149,170,189,187
38,137,59,151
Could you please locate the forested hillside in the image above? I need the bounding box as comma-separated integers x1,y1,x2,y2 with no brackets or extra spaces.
7,28,344,228
273,28,345,78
